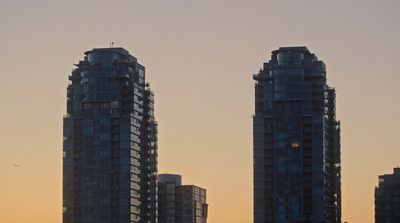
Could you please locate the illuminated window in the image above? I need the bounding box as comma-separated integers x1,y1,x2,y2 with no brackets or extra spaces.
291,142,300,148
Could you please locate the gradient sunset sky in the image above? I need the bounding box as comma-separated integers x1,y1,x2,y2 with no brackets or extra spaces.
1,1,400,222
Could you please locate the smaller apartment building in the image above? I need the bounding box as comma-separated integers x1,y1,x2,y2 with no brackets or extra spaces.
158,174,208,223
375,167,400,223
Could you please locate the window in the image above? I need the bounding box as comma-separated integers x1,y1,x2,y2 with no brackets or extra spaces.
276,141,286,149
277,51,304,65
110,101,119,108
88,52,117,66
100,134,110,141
100,118,110,125
138,69,144,78
291,142,300,148
275,92,286,100
84,126,93,134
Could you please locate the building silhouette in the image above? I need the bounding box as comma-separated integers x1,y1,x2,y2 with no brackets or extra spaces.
63,47,158,223
253,47,341,223
158,174,208,223
375,167,400,223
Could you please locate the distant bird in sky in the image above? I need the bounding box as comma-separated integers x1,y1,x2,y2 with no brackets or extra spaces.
12,163,20,167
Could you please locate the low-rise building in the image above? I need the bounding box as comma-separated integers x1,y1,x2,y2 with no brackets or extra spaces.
158,174,208,223
375,167,400,223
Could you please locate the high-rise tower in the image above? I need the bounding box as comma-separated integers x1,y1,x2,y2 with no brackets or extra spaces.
253,47,341,223
63,47,158,223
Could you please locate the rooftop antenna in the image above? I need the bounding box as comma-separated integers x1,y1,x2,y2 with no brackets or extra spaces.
110,42,115,48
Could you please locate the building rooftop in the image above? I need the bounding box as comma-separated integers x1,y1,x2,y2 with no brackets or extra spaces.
272,46,310,54
84,47,130,56
158,174,182,185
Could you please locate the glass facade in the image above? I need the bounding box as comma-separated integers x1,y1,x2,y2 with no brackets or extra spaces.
375,168,400,223
253,47,341,223
63,47,158,223
157,174,208,223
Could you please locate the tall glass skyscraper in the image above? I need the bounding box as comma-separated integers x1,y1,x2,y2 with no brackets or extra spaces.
63,47,158,223
253,47,341,223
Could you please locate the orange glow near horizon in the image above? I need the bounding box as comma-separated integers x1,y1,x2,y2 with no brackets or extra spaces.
1,1,400,223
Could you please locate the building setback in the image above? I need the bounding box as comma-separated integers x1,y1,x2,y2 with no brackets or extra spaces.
375,167,400,223
158,174,208,223
253,47,341,223
63,47,158,223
